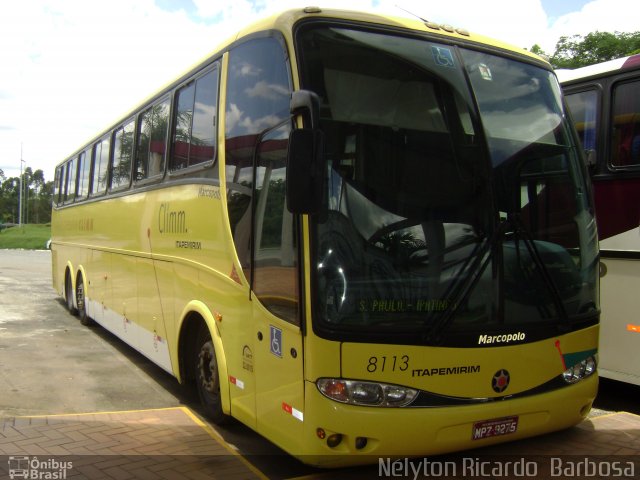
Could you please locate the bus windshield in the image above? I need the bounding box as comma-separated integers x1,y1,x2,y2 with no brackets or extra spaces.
297,25,599,344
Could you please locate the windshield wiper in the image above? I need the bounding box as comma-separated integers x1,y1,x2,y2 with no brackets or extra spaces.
422,211,571,343
421,231,496,343
504,212,570,323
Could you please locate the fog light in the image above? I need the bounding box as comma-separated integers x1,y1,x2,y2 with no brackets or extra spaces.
327,433,343,448
316,428,326,439
355,437,368,450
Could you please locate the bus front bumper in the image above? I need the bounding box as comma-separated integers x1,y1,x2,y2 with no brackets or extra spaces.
296,374,597,467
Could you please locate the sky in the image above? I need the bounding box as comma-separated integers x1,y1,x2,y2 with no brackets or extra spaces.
1,0,638,181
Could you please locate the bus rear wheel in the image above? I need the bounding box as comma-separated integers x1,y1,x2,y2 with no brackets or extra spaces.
76,275,93,326
65,271,77,315
194,324,229,424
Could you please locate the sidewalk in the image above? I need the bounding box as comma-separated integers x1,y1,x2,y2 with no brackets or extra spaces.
1,408,639,479
0,407,265,479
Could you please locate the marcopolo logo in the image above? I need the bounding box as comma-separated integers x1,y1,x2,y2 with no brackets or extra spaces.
7,456,73,479
478,332,526,345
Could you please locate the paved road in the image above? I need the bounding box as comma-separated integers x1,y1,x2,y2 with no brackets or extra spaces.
0,249,186,416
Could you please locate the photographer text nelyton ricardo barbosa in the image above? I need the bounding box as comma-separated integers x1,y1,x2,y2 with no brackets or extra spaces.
378,457,636,478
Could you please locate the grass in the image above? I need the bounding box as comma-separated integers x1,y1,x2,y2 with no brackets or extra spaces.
0,224,51,250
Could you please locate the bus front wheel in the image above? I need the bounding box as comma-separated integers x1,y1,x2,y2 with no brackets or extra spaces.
194,324,229,424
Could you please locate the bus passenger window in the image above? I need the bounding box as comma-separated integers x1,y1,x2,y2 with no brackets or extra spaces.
111,120,135,190
136,98,169,180
64,157,77,204
172,82,195,171
91,136,110,196
77,151,90,199
190,70,218,166
170,68,219,173
611,80,640,167
53,167,63,206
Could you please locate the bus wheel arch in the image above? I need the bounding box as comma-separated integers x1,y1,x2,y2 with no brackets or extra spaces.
64,265,77,315
178,306,231,424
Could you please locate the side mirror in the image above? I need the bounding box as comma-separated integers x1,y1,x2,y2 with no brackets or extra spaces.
287,90,325,214
287,128,325,215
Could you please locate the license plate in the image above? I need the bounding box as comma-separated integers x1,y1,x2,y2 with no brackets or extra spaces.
472,416,518,440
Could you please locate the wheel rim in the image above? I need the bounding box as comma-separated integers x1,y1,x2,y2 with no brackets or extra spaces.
197,341,218,395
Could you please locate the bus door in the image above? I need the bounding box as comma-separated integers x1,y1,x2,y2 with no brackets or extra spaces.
251,123,305,448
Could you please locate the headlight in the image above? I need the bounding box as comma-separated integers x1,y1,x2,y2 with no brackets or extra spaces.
317,378,418,407
562,356,597,384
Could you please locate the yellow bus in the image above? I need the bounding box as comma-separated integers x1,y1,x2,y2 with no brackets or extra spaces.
52,7,600,467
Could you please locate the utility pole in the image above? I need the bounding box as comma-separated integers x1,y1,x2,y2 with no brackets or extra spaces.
19,143,26,227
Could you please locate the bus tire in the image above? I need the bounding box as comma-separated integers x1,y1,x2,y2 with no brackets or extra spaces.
194,324,229,424
76,275,93,326
65,271,77,315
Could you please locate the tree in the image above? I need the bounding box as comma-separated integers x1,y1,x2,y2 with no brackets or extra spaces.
34,180,53,224
529,44,548,57
0,177,19,223
27,169,48,224
549,31,640,69
0,168,53,224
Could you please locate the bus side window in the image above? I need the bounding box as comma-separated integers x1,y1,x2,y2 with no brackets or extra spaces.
54,166,65,206
91,136,110,196
170,67,219,173
111,119,135,190
565,90,598,168
77,151,90,200
64,157,77,204
224,36,292,282
611,80,640,167
136,98,170,181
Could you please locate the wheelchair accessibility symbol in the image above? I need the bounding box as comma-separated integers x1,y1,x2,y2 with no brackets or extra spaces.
270,325,283,358
431,46,455,68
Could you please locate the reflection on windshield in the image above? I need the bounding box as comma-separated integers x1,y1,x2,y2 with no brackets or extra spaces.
318,167,485,326
297,26,598,341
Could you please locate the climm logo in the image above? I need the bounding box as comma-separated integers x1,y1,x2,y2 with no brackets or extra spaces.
478,332,526,345
159,203,187,234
